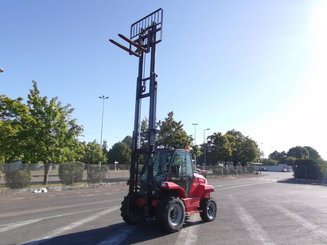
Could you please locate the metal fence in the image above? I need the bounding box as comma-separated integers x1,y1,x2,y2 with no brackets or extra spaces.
0,163,130,185
210,165,255,176
0,163,258,187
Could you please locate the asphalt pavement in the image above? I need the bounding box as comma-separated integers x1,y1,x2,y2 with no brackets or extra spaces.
0,172,327,245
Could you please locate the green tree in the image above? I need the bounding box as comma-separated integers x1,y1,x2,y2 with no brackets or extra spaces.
287,146,309,159
227,130,259,165
191,145,202,161
23,81,83,184
0,96,30,162
261,158,278,166
135,117,149,150
208,132,233,165
268,151,287,162
79,140,107,164
107,142,131,165
156,112,192,149
303,146,321,161
122,136,132,149
281,156,297,166
102,140,109,162
208,130,260,166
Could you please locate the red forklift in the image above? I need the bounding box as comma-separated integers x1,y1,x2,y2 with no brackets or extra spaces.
110,9,217,233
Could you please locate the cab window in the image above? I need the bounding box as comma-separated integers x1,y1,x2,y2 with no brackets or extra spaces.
171,151,185,177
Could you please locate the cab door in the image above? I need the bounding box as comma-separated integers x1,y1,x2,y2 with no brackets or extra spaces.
169,150,194,196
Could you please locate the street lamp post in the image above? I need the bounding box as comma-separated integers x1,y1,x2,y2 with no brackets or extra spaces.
203,128,210,170
192,123,198,145
192,123,199,165
99,95,109,146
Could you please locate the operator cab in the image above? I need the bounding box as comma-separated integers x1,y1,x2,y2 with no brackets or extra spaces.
139,149,194,195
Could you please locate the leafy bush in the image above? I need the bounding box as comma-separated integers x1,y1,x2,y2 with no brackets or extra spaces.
58,162,85,185
213,166,228,175
5,169,32,189
293,159,322,179
87,165,108,183
0,164,2,182
261,159,278,166
244,166,254,174
212,165,255,175
319,161,327,179
279,157,297,166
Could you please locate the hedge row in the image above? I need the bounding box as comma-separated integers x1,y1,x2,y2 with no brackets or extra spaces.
58,162,109,185
1,162,109,189
58,162,85,185
4,169,32,189
86,165,109,184
212,166,254,175
293,159,326,180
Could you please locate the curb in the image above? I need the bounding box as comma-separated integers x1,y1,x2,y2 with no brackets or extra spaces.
278,178,327,186
0,179,128,196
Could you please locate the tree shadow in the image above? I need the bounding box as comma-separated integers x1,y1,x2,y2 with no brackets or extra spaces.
277,178,327,186
23,219,203,245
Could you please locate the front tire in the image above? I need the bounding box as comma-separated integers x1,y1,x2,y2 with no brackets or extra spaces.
121,195,144,225
156,197,185,233
200,198,217,222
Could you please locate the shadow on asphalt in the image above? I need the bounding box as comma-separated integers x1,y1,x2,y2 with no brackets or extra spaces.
22,219,203,245
277,178,327,186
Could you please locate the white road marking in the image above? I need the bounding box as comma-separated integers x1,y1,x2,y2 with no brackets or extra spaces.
0,198,121,219
80,192,112,198
0,219,42,233
230,195,275,245
175,218,199,245
274,204,327,243
41,206,120,239
98,226,137,245
26,206,120,244
217,180,275,191
0,207,106,233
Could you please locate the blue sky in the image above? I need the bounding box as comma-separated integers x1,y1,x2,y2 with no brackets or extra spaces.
1,1,326,159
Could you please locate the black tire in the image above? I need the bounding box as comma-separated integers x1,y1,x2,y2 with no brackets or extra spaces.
120,196,144,225
200,198,217,222
156,197,185,233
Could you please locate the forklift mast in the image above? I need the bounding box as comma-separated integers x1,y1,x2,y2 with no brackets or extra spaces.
110,9,163,198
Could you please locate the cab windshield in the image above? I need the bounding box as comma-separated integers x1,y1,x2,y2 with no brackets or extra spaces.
140,149,173,187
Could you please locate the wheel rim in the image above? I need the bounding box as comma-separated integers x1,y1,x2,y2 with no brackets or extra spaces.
207,201,216,219
168,204,183,227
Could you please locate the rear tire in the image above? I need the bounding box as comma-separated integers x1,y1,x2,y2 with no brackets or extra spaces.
200,198,217,222
121,196,144,225
156,197,185,233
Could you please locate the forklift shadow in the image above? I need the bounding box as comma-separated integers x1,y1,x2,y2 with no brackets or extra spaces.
22,223,125,245
184,218,203,228
126,219,204,244
23,220,202,245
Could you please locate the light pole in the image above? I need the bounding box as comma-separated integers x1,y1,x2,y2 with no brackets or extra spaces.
99,95,109,146
192,123,199,165
192,123,198,145
203,128,210,144
203,128,210,170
